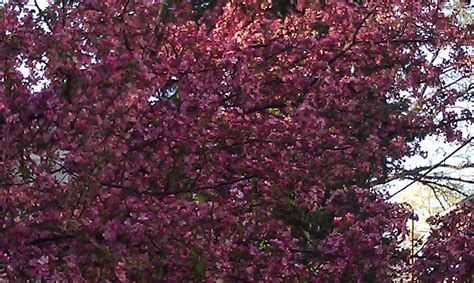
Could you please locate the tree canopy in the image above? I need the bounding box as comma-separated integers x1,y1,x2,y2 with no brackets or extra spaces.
0,0,472,281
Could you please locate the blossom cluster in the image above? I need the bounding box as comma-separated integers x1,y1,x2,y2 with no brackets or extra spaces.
0,0,471,281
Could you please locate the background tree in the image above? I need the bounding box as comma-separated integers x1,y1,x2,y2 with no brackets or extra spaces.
413,198,473,282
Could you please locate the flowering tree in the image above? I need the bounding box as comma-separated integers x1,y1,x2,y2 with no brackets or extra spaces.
0,0,472,281
413,199,473,282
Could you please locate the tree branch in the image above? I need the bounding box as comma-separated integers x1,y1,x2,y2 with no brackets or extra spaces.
28,233,75,246
34,0,53,33
389,137,474,198
100,175,257,197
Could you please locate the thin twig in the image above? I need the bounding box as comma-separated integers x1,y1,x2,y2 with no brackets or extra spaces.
34,0,53,32
390,137,473,199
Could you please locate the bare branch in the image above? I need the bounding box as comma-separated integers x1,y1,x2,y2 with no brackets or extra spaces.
389,137,474,198
34,0,53,32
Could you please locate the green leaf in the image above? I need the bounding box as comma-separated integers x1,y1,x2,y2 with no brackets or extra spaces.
363,268,377,283
95,245,112,266
195,260,207,275
266,107,285,118
194,192,214,203
313,21,329,34
155,265,168,277
191,246,203,256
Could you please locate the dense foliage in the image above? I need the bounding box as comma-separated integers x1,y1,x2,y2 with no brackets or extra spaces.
0,0,472,281
413,200,473,282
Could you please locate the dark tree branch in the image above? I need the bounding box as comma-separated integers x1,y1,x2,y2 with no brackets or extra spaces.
425,183,447,210
100,175,257,197
420,175,474,185
328,8,375,65
389,137,473,198
414,179,469,197
34,0,53,32
28,233,75,246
